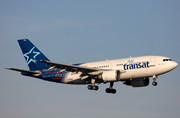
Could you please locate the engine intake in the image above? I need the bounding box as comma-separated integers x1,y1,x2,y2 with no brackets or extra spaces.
96,70,120,82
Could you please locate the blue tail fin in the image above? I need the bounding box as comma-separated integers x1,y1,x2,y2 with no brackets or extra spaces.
18,39,50,71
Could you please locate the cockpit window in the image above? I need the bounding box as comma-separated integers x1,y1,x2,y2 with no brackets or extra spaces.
163,59,172,61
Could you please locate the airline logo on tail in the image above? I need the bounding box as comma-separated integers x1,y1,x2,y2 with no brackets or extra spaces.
24,46,40,64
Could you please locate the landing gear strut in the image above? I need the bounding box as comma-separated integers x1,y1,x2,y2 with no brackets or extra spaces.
106,82,116,94
152,75,158,86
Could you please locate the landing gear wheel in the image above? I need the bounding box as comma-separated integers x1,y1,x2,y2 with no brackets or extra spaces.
111,89,116,94
106,88,111,93
93,86,99,90
105,82,117,94
88,85,99,91
88,85,93,90
105,88,116,94
152,82,157,86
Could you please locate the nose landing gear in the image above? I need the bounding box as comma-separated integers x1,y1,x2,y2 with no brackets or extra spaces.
152,82,157,86
152,75,158,86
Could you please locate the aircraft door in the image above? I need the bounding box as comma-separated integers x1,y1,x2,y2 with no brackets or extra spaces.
109,63,113,69
150,57,156,67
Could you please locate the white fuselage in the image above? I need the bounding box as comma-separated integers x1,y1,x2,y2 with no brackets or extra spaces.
7,39,178,94
62,56,178,84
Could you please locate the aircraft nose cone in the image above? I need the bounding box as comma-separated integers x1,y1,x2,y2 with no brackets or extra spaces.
172,61,178,69
174,62,178,68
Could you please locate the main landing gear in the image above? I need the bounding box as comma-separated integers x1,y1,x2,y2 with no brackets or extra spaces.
152,75,158,86
87,79,99,91
87,85,99,90
105,82,116,94
87,79,116,94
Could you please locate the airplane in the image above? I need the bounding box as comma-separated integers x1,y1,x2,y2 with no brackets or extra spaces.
6,39,178,94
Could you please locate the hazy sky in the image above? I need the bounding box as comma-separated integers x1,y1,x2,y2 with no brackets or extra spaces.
0,0,180,118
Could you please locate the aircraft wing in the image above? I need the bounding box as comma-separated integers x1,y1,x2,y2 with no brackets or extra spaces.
5,68,41,75
39,60,126,76
40,60,103,72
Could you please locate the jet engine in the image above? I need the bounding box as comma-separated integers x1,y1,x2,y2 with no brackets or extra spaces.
96,70,120,82
123,77,149,87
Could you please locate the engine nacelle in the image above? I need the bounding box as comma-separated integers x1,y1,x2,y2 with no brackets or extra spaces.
123,77,149,87
96,70,120,82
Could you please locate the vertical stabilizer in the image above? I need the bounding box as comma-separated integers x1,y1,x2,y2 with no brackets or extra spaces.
18,39,50,71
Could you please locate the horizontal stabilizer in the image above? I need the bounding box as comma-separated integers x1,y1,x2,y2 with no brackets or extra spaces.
5,68,41,76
